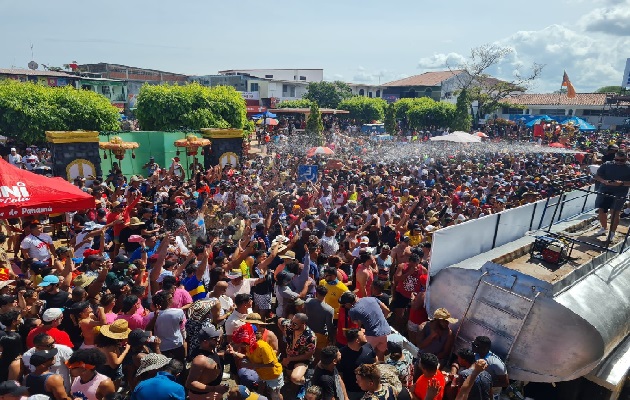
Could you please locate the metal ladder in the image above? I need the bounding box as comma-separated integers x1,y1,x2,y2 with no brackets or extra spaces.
453,273,540,363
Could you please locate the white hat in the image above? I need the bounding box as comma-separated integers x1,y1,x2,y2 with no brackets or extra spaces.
42,308,64,323
0,280,15,290
360,236,369,245
10,148,16,152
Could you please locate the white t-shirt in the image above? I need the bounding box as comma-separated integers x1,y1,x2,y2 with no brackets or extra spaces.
74,231,94,258
225,308,253,336
23,344,73,392
21,233,54,261
144,308,186,352
8,153,21,166
226,278,258,299
24,154,39,170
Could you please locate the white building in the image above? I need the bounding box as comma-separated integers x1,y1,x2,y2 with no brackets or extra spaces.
348,83,384,98
499,93,630,129
218,68,323,83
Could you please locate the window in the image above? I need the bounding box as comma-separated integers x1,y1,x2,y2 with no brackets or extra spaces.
368,92,373,98
282,84,288,93
376,90,381,97
265,74,273,79
251,83,259,91
359,89,365,96
300,76,306,81
502,107,525,114
101,85,111,95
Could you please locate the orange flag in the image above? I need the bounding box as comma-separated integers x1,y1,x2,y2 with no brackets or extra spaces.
561,71,577,98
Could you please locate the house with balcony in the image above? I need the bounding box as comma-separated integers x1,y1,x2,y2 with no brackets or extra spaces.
79,77,128,111
218,68,323,83
349,83,383,99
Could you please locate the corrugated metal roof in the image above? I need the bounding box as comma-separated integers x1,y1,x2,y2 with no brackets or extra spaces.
0,68,79,78
502,93,607,106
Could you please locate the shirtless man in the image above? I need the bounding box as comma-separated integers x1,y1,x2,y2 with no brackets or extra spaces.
186,325,229,400
391,236,412,268
71,301,105,348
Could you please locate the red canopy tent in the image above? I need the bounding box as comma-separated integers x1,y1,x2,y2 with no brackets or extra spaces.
0,159,95,219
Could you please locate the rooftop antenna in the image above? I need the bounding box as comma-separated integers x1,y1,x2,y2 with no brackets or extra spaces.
27,43,38,70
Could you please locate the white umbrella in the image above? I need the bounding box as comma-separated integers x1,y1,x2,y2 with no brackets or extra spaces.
430,131,481,143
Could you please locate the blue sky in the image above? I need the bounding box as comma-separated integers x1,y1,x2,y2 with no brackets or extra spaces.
2,0,629,92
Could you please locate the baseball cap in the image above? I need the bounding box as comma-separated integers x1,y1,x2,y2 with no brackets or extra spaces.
0,381,28,397
199,325,222,340
238,368,260,388
30,348,58,366
38,275,60,287
128,328,151,346
42,308,64,322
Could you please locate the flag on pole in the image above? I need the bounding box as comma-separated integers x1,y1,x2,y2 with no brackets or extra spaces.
561,71,577,98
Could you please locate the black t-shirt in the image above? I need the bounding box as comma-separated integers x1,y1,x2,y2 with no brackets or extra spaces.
119,226,143,253
338,343,376,393
312,366,341,400
39,290,70,310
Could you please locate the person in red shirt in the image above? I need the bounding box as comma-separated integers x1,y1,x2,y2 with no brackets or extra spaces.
106,193,142,256
335,303,359,346
26,308,73,349
392,253,427,332
414,353,446,400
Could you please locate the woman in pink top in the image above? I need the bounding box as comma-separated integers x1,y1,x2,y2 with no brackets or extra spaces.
115,295,146,330
100,294,118,324
355,252,377,298
68,348,116,400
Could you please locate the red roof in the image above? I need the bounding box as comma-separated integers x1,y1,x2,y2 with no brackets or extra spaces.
382,70,463,87
502,93,607,106
0,68,79,79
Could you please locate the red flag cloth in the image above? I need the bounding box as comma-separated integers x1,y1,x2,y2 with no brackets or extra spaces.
561,71,577,98
0,159,95,218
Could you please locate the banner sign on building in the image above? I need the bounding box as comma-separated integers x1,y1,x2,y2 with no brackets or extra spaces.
621,58,630,90
240,91,260,100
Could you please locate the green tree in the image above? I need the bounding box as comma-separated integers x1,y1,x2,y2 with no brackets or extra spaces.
305,103,324,146
277,98,313,108
452,89,472,131
337,97,386,124
135,83,246,131
384,103,396,134
595,86,623,94
0,80,120,144
448,44,543,117
304,81,353,109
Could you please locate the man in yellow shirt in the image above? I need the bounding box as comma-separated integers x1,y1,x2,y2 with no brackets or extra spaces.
319,267,349,320
229,323,283,400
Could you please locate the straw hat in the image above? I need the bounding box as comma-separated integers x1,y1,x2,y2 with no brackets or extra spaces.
431,308,458,324
128,217,144,227
244,313,270,325
72,274,96,288
100,320,131,340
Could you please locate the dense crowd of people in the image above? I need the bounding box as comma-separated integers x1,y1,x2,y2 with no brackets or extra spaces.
1,127,625,400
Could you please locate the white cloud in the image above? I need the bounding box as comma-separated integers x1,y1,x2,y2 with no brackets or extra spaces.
580,0,630,35
417,53,466,70
351,68,393,84
492,24,629,92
